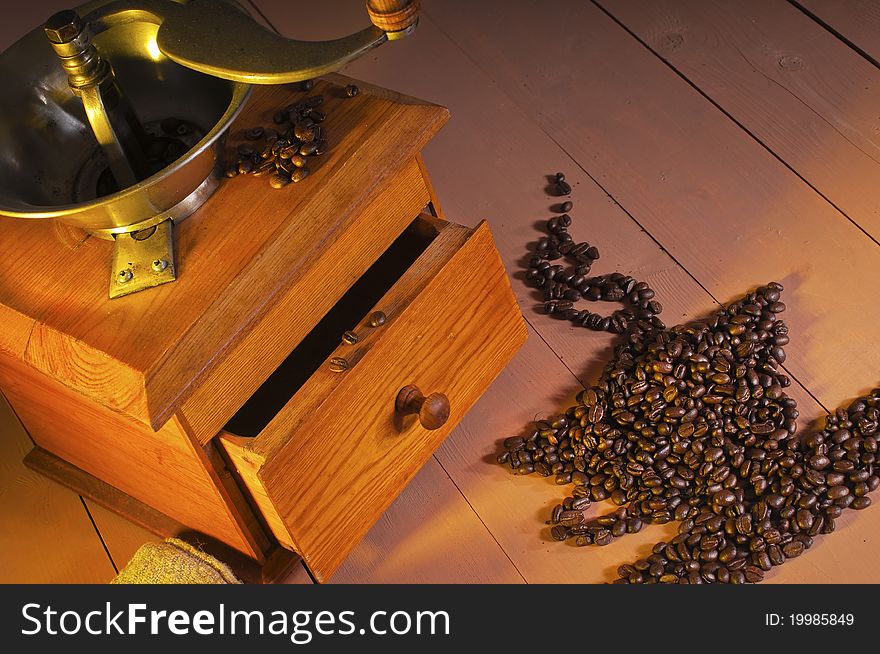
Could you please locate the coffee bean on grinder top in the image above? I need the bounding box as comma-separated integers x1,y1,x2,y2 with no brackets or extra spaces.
225,80,357,190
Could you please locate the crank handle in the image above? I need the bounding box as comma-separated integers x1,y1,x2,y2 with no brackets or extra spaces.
156,0,420,85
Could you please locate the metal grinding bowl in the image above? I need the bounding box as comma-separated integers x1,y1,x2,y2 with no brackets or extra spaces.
0,0,250,236
0,0,420,297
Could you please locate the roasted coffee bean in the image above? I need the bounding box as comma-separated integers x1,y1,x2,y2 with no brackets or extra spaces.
230,100,330,189
269,172,291,189
743,565,764,583
502,174,880,583
292,167,310,182
782,540,804,558
345,84,360,97
550,525,568,541
252,160,276,177
851,496,872,510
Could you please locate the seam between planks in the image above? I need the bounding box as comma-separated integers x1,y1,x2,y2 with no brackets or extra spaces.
430,456,529,583
242,0,274,29
80,497,119,575
422,3,831,418
788,0,880,69
591,0,880,250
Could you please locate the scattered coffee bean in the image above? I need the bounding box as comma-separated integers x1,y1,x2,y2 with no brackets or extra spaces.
226,84,334,189
501,173,880,583
345,84,360,97
269,172,290,189
556,179,572,196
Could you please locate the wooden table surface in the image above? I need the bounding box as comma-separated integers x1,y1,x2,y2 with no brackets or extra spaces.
2,0,879,583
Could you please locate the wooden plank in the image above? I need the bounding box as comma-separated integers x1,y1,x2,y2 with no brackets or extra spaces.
24,449,306,584
253,0,877,583
0,395,116,583
84,502,159,572
795,0,880,64
0,352,265,560
600,0,880,243
419,0,880,419
412,0,880,582
331,457,524,583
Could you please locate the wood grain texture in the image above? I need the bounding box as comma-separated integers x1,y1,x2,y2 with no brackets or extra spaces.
330,457,524,583
414,0,880,582
420,0,880,420
601,0,880,242
231,220,526,580
84,502,159,573
218,434,294,551
0,352,265,560
0,395,116,583
795,0,880,63
255,0,880,582
0,80,448,430
179,157,431,445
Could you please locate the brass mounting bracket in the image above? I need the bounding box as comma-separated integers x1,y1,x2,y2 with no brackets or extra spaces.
109,219,176,299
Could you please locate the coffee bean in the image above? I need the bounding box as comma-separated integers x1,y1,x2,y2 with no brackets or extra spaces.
743,565,764,583
345,84,360,97
292,167,310,182
504,174,880,582
782,541,804,558
851,496,872,510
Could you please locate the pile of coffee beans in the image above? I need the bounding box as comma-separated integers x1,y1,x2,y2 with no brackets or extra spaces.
499,174,878,583
525,173,664,334
226,80,350,190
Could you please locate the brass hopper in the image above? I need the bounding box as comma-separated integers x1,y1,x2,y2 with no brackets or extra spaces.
0,0,419,297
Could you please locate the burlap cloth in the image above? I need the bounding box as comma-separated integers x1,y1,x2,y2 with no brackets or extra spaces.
112,538,241,584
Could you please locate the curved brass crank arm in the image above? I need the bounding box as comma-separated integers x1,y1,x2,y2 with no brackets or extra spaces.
156,0,419,85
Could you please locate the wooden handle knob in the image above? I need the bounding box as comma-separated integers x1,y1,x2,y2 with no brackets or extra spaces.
366,0,420,34
395,384,450,430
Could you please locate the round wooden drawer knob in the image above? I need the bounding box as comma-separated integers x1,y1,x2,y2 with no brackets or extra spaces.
395,384,450,430
366,0,420,36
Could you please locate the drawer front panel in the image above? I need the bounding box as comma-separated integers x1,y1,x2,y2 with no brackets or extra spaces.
257,221,526,580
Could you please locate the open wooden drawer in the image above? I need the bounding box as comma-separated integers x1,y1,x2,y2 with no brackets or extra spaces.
217,214,526,581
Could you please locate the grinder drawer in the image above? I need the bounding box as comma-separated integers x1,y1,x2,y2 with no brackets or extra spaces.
218,214,526,581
